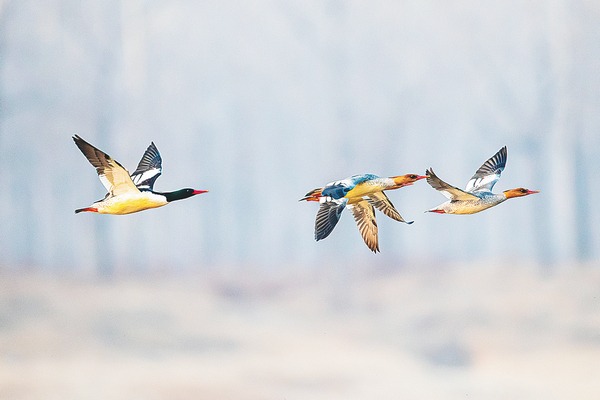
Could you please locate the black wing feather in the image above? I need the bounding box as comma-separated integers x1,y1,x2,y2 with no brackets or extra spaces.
315,200,346,241
131,142,162,190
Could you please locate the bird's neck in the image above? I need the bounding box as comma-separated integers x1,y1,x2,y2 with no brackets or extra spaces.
384,177,402,190
160,189,193,202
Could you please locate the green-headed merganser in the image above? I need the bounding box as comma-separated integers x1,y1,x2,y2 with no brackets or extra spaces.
300,173,426,252
73,135,207,215
426,146,539,215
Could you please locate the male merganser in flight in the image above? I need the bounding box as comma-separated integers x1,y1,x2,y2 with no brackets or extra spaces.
300,173,426,252
425,146,539,215
73,135,207,214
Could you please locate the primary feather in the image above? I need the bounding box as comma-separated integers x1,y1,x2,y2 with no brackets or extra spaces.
72,135,140,197
464,146,507,193
131,142,163,190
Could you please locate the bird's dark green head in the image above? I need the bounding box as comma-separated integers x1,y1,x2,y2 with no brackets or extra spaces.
164,188,208,202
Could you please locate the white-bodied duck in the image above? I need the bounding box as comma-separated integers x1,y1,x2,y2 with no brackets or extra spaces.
73,135,207,215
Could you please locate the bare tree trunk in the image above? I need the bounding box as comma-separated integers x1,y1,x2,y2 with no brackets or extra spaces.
531,46,557,270
0,2,9,262
92,0,123,278
571,0,598,263
0,1,32,268
573,139,591,261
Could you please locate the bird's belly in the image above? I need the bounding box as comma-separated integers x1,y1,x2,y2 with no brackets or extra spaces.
447,200,496,214
97,193,167,215
345,183,378,199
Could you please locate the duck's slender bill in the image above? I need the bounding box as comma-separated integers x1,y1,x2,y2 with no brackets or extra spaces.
406,175,427,185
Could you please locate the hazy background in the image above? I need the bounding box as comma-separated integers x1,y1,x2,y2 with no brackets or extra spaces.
0,1,599,399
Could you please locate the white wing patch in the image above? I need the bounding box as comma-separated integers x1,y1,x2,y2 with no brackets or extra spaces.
464,146,507,193
131,169,161,189
130,142,163,190
465,173,500,193
73,135,140,196
101,159,140,196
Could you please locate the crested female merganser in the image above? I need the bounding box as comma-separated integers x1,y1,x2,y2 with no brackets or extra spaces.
425,146,539,215
300,173,426,252
73,135,207,214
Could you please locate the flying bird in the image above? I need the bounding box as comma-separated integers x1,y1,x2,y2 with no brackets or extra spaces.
73,135,207,214
300,173,425,252
425,146,538,215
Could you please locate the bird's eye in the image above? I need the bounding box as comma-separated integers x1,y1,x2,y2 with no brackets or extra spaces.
521,188,528,193
410,175,417,179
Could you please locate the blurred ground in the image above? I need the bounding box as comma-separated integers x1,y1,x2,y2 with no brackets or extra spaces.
0,264,599,400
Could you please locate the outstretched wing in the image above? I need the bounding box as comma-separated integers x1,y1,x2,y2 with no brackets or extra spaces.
315,199,347,241
465,146,507,193
131,142,162,190
348,200,379,253
73,135,139,196
426,168,479,201
366,192,413,224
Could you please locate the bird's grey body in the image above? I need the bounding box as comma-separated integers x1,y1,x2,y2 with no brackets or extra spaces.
426,146,538,215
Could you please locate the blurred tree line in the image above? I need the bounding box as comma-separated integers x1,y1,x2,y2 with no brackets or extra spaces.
0,0,598,275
